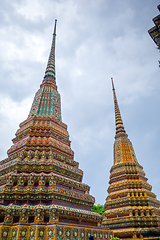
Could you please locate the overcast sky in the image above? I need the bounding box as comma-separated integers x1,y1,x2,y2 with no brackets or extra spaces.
0,0,159,205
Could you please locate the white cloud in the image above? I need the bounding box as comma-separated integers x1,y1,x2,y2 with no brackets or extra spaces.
14,0,47,21
0,94,31,120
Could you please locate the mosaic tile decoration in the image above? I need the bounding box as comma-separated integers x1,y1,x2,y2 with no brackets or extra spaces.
102,79,160,239
0,19,113,240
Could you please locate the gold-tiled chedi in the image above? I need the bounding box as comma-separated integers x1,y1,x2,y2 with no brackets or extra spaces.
0,20,113,240
102,79,160,239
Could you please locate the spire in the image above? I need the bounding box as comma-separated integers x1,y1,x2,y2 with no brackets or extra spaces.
44,19,57,81
28,20,62,120
111,78,127,138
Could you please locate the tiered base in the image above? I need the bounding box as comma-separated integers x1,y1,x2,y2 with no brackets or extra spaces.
0,222,113,240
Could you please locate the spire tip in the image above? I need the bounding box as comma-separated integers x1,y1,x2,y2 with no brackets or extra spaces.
44,19,57,80
111,78,127,138
54,19,57,35
111,77,115,90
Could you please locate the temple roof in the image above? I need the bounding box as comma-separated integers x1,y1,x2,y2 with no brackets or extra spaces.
148,5,160,49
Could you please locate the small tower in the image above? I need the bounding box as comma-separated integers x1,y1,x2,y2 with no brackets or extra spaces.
102,79,160,239
0,21,113,240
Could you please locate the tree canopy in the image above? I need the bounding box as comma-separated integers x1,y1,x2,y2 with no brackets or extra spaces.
110,238,121,240
91,204,105,215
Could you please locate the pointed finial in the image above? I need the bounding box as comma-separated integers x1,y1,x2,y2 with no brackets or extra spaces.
111,77,115,90
43,19,57,81
111,78,127,138
53,19,57,35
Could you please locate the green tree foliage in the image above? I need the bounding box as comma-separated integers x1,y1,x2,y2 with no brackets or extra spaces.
110,238,121,240
91,204,105,215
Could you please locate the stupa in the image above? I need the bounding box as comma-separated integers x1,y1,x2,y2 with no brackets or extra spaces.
0,20,113,240
102,79,160,239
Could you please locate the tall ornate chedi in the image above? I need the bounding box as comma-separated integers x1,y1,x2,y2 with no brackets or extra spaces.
0,20,113,240
102,79,160,239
